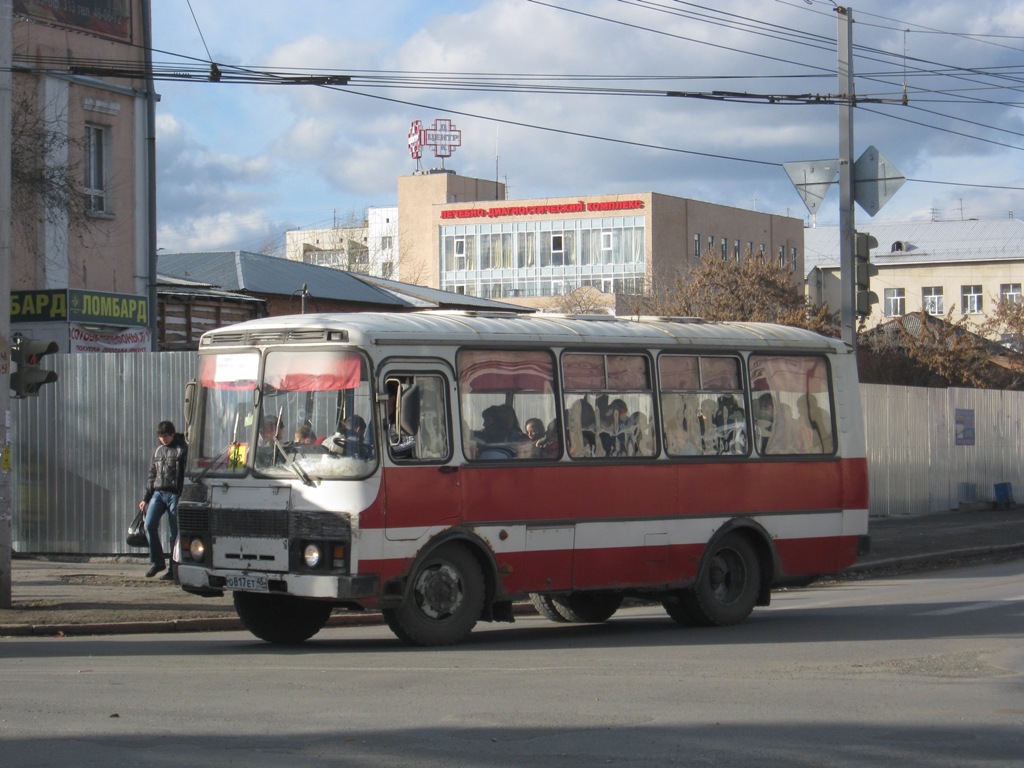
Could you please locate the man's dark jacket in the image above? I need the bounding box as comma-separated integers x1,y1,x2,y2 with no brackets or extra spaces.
144,434,188,502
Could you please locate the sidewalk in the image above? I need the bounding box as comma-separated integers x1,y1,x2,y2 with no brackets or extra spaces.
2,507,1022,638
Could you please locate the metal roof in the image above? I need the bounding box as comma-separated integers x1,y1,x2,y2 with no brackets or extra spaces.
158,251,404,306
158,251,530,312
201,310,848,354
804,218,1024,276
351,273,533,312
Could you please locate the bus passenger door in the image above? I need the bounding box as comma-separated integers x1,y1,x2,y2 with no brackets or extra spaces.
380,369,461,541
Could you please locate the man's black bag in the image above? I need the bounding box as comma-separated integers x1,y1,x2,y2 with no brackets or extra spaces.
126,510,148,548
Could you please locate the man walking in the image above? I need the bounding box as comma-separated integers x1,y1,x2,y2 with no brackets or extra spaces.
139,420,188,579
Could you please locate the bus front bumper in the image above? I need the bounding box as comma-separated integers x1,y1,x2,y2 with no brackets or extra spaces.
178,564,378,601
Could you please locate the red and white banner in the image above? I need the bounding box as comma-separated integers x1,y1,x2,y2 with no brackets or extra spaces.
69,323,151,353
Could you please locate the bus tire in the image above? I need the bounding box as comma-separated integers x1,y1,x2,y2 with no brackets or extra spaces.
550,592,623,623
382,544,485,646
661,593,699,626
529,593,570,622
233,592,334,644
679,533,761,626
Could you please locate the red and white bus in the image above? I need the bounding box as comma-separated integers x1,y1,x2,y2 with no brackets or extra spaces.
178,311,869,645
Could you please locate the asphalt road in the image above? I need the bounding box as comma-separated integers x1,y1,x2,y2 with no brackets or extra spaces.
1,506,1022,636
1,559,1021,768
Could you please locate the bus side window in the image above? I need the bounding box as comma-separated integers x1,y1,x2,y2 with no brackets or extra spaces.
456,349,559,461
660,355,747,457
562,353,655,459
385,375,450,462
748,355,834,456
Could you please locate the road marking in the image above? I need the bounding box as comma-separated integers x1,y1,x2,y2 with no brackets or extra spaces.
921,596,1024,616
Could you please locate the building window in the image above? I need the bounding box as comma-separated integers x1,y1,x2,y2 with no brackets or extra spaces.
922,287,944,315
454,238,466,270
83,124,109,214
380,236,393,250
884,288,905,317
790,247,798,270
962,285,983,314
601,231,612,251
733,240,741,262
778,245,786,269
693,234,701,258
1000,283,1022,304
721,238,727,261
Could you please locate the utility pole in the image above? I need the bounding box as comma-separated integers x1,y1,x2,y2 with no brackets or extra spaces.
837,6,857,349
142,0,159,350
1,0,14,608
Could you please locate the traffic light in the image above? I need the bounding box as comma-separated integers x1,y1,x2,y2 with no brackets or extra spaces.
854,231,879,317
10,338,59,398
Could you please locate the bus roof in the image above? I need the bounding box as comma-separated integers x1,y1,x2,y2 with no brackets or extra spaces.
199,310,849,355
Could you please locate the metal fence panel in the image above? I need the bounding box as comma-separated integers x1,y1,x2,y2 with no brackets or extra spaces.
11,351,195,554
9,352,1024,551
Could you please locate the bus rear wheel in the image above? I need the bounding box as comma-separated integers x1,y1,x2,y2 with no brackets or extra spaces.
529,593,570,622
382,544,485,646
673,533,761,627
233,592,334,644
550,592,623,623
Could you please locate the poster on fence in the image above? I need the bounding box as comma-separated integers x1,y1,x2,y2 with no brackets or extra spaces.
954,408,975,446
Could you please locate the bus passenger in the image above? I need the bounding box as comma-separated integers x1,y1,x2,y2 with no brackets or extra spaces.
525,416,558,457
524,417,545,443
474,404,525,458
294,421,316,444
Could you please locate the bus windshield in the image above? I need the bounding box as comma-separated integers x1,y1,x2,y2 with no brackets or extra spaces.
193,348,376,480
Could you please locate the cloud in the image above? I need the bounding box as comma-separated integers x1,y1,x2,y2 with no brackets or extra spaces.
151,0,1024,251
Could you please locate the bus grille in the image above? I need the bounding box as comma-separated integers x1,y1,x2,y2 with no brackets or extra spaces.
213,508,289,537
180,507,350,541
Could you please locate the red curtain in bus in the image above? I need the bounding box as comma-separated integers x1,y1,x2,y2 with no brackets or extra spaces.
459,350,554,393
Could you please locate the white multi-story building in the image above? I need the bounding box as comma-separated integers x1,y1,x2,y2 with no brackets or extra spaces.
805,219,1024,334
285,206,399,279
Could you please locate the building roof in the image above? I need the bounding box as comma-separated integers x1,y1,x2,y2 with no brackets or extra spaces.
159,251,404,307
804,218,1024,277
352,273,533,312
157,251,527,312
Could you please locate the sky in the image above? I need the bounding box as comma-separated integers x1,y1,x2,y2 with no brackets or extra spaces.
150,0,1024,256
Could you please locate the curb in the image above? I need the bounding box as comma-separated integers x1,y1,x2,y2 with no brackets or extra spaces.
0,610,387,639
836,543,1024,578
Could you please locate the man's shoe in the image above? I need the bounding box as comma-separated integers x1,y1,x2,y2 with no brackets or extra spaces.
160,568,174,581
145,564,166,578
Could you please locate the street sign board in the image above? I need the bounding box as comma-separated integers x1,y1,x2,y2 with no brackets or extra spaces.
784,160,839,216
854,146,905,216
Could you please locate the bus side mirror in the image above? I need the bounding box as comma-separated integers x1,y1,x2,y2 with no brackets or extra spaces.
398,383,421,437
183,379,197,442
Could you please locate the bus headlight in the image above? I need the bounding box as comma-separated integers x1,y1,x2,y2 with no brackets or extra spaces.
303,544,322,568
189,537,205,561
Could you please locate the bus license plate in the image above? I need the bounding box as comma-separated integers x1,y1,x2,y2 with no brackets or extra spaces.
226,573,269,592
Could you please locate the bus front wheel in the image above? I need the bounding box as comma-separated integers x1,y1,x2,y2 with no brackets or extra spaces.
671,533,761,627
383,544,485,646
233,592,334,644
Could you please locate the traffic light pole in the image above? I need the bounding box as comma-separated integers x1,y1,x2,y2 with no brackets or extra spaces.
1,0,14,609
837,6,858,350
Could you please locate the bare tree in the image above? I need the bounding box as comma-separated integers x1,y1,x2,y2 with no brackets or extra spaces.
625,251,837,333
542,286,610,315
10,83,89,258
859,310,1022,389
982,294,1024,353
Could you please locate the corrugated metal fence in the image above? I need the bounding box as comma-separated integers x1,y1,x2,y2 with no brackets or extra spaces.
10,353,1024,554
11,352,195,554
